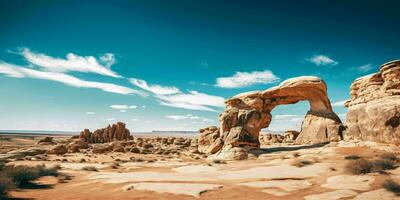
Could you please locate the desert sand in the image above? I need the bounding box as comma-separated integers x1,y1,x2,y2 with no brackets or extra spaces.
1,134,400,200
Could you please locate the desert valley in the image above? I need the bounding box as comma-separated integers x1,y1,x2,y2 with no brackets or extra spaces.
1,60,400,200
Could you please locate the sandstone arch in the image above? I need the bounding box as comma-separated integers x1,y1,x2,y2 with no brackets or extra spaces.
198,76,343,160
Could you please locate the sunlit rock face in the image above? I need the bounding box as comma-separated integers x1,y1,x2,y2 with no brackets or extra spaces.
344,60,400,145
198,76,343,160
79,122,132,143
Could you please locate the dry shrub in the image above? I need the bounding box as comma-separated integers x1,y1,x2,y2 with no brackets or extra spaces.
291,159,313,167
81,166,98,172
346,159,373,174
384,179,400,195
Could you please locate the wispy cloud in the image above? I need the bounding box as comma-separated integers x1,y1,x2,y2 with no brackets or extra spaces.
86,111,96,115
308,54,338,66
0,61,25,78
105,118,115,121
356,64,374,72
129,78,225,112
20,67,142,95
165,114,213,122
215,70,279,88
110,104,137,112
332,100,347,107
129,78,180,95
0,61,143,95
156,91,225,112
20,47,121,78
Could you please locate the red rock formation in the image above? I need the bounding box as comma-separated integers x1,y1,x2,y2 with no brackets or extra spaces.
199,76,343,160
79,122,132,143
344,60,400,144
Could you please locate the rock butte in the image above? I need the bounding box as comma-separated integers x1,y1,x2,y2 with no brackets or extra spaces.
79,122,132,143
344,60,400,145
199,76,344,160
199,60,400,160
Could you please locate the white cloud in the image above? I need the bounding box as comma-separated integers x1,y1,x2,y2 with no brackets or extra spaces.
18,67,143,95
20,48,121,78
142,105,146,108
110,105,138,110
156,91,225,112
0,60,143,95
308,55,338,66
357,64,374,72
129,78,180,95
215,70,279,88
105,118,115,121
86,111,95,115
131,118,139,121
165,114,213,122
0,61,25,78
332,100,347,107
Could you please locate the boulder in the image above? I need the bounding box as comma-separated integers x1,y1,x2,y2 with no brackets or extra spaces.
37,137,55,145
198,76,343,160
67,139,89,153
282,130,300,143
344,60,400,145
198,126,223,154
47,144,68,155
92,144,113,154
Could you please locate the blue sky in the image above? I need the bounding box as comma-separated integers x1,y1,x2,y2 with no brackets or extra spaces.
0,0,399,132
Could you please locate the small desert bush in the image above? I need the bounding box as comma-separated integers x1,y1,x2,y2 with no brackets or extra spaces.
0,176,14,199
344,155,361,160
380,153,398,161
346,159,373,174
383,179,400,195
292,152,301,158
2,165,41,187
347,155,398,174
0,164,59,199
291,159,313,167
37,164,60,176
81,166,98,172
373,159,397,171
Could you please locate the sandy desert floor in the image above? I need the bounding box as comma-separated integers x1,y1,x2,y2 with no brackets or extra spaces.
1,135,400,200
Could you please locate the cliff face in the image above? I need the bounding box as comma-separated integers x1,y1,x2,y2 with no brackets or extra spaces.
344,60,400,144
79,122,132,143
199,76,343,160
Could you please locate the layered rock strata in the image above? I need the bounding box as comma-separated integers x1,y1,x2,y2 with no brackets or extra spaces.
344,60,400,144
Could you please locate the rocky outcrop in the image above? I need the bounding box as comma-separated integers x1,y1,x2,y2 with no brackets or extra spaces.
67,139,89,153
78,122,133,143
344,60,400,145
47,144,68,155
198,126,223,154
198,76,343,160
259,130,300,145
37,137,55,145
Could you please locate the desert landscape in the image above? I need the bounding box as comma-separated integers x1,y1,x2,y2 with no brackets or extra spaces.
1,1,400,199
1,60,400,199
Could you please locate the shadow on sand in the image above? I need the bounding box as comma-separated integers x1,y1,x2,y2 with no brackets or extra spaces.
250,142,330,156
